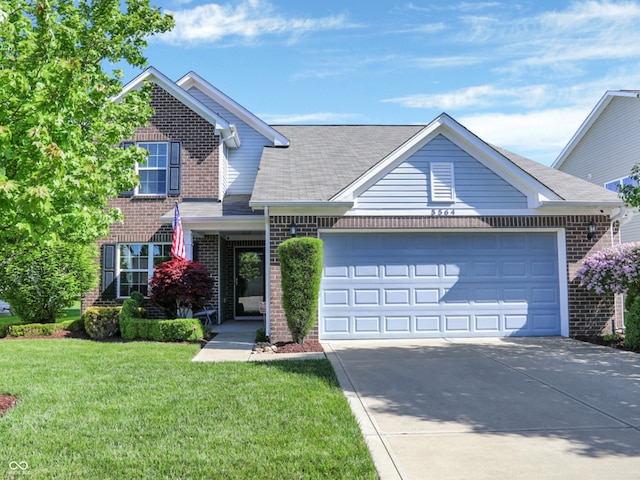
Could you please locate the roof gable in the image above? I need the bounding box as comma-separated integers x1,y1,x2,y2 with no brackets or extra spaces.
355,134,529,212
333,114,561,209
553,90,640,169
177,72,289,147
114,67,240,148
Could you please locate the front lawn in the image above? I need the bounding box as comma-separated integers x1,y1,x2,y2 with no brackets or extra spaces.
0,340,376,479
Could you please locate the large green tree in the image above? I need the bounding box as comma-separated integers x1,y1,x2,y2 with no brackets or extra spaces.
0,0,173,252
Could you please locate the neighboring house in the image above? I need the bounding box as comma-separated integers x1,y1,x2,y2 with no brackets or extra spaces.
83,67,624,341
553,90,640,242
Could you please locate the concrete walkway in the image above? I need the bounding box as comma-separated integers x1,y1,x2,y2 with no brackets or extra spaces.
324,337,640,480
191,320,325,362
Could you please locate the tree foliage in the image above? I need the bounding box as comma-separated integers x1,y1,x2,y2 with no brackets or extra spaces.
149,259,214,319
0,242,98,323
0,0,173,252
278,237,323,344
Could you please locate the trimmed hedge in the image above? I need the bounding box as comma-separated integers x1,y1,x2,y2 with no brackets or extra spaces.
83,307,121,340
120,317,203,342
2,318,84,338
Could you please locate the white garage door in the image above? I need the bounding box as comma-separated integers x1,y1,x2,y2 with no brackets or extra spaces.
320,232,561,339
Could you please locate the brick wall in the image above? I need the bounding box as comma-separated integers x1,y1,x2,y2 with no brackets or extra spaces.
83,85,220,315
267,214,619,342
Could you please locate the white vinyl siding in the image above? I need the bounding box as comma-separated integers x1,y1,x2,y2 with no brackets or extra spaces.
560,97,640,185
187,87,276,195
357,135,527,210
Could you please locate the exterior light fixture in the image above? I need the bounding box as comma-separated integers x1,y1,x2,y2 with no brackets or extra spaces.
290,222,297,237
587,220,596,240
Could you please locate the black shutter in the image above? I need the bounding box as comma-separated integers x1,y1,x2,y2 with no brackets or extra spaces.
168,141,181,196
102,243,117,299
120,141,136,197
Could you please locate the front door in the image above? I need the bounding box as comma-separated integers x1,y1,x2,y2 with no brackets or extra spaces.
235,248,265,319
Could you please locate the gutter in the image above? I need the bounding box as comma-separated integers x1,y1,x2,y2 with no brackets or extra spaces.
249,200,354,209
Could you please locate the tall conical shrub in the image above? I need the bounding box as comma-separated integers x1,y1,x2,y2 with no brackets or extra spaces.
278,237,323,344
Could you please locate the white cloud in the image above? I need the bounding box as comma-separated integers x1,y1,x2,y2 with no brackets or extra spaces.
459,107,592,165
258,112,361,124
160,0,351,45
456,0,640,74
382,84,550,110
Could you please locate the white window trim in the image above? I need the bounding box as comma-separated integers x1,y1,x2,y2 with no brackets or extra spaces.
135,141,169,196
116,242,172,298
604,175,638,193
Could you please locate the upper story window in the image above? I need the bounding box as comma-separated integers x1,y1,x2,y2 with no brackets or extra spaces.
120,140,181,197
137,142,168,195
605,175,637,193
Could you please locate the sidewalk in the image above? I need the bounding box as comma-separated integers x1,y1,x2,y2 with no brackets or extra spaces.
191,321,325,362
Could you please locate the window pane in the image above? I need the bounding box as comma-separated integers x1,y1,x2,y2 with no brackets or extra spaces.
137,142,168,195
622,176,637,186
605,181,619,192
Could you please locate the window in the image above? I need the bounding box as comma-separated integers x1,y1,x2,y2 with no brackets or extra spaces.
137,142,168,195
605,176,637,193
118,243,172,297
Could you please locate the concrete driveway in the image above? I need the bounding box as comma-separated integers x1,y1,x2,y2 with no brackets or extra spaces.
323,337,640,480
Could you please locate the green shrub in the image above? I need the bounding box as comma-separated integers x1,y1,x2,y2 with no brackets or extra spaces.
119,317,203,342
60,318,85,332
0,242,98,323
83,307,121,340
8,323,59,337
278,237,323,344
625,297,640,351
255,328,268,343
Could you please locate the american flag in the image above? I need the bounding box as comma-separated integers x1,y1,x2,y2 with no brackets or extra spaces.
171,202,187,260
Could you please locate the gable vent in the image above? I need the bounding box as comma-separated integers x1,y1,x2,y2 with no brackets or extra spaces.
430,162,455,203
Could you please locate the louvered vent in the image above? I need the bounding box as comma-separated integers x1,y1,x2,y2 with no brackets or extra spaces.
430,162,455,203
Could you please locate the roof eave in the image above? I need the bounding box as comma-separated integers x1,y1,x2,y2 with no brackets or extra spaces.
177,71,290,147
114,67,241,150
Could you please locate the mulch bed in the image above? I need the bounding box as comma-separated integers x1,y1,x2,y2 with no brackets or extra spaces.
274,341,324,353
0,394,18,418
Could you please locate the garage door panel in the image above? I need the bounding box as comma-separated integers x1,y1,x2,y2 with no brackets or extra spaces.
385,316,411,332
354,316,380,333
320,232,561,339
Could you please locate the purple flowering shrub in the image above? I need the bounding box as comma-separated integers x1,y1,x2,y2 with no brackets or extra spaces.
576,242,640,295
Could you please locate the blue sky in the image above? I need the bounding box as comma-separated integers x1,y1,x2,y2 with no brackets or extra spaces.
124,0,640,165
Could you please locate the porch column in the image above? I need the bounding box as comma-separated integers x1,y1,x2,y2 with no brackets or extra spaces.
184,229,194,261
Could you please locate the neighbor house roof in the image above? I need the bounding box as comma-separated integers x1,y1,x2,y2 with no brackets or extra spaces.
552,90,640,170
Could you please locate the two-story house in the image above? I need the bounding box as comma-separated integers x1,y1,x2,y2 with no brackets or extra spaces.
83,67,625,342
553,90,640,242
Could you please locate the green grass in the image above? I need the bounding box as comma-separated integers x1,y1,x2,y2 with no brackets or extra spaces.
0,340,377,479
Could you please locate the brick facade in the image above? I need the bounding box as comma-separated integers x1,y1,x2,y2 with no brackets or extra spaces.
267,214,620,343
82,85,220,315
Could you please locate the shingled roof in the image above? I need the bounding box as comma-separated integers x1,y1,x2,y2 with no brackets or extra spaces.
251,124,622,206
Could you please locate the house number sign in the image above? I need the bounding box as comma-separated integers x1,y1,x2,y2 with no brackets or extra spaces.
431,208,455,216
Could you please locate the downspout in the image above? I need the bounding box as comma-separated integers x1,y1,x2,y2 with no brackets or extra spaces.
264,205,270,338
610,205,628,333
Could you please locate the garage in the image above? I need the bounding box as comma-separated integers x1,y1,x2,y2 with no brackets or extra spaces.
319,231,562,339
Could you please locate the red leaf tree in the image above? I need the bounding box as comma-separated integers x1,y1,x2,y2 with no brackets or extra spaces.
149,259,215,318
